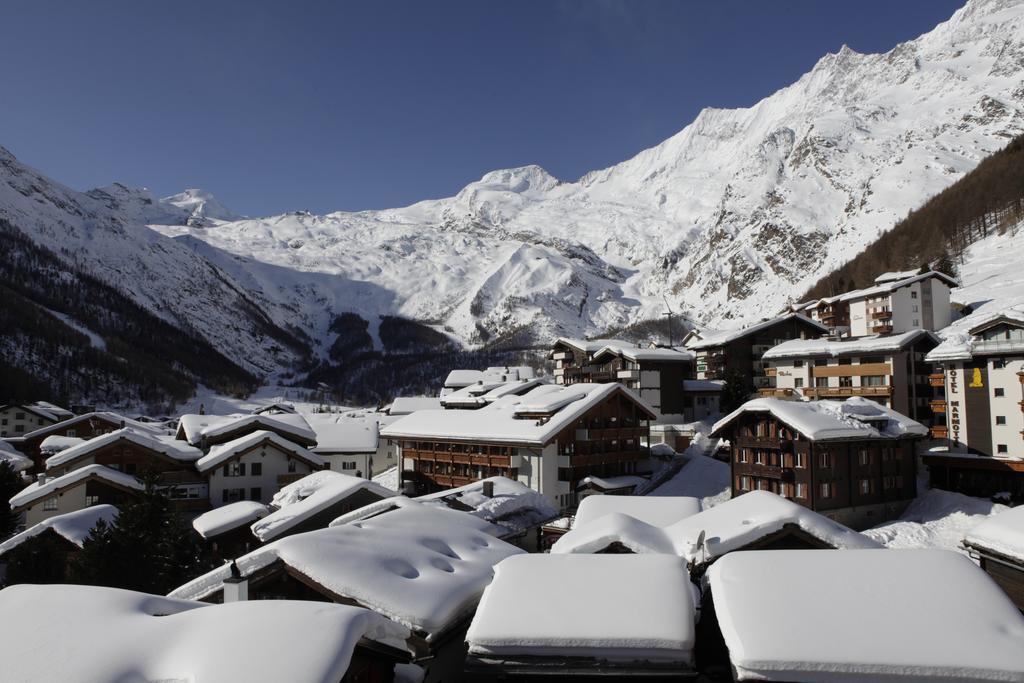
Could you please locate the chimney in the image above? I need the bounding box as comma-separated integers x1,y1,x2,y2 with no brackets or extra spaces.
222,560,248,602
482,480,494,498
36,473,47,485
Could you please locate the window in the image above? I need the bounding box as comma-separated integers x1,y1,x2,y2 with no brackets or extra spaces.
757,479,769,491
794,452,805,468
912,304,919,312
43,497,58,511
225,462,245,477
755,451,766,465
323,462,331,470
995,388,1005,397
342,461,357,470
85,495,99,506
814,359,828,367
778,483,790,498
996,416,1007,425
738,475,751,491
794,360,804,368
839,376,853,388
911,291,918,299
14,412,24,420
859,479,871,495
738,449,748,464
223,488,245,503
993,359,1006,369
858,450,871,466
250,487,262,501
839,358,853,365
815,376,829,387
287,460,297,473
66,429,76,437
863,375,887,387
998,444,1008,454
250,462,262,476
884,476,896,490
913,319,919,327
795,482,807,499
819,452,832,468
14,425,24,433
795,378,804,388
820,482,833,499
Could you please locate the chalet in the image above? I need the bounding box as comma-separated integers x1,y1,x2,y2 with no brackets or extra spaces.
251,470,394,543
925,309,1024,499
550,495,701,555
0,401,73,438
176,412,318,450
0,584,413,683
841,270,957,338
551,490,880,573
42,427,207,512
307,414,380,476
963,505,1024,610
706,549,1024,682
712,397,927,529
0,505,118,584
440,378,548,410
191,501,270,562
10,465,144,526
760,329,939,423
465,554,697,680
195,430,325,506
685,313,828,403
170,504,523,678
381,383,657,512
5,411,141,471
441,366,536,397
548,338,630,385
800,295,851,336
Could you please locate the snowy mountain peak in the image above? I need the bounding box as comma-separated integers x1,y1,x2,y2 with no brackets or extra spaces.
162,188,242,225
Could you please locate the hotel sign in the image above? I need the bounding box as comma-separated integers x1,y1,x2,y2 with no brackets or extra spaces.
948,369,961,445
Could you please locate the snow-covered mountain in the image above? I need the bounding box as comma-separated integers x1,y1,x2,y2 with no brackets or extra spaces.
4,0,1024,382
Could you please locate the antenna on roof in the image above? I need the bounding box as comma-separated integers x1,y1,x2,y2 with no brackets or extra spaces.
663,297,675,348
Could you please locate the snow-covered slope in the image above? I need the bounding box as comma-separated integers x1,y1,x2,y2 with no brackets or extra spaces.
150,0,1024,345
162,188,243,225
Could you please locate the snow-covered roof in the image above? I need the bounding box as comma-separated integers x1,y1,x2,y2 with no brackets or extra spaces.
591,343,695,363
709,549,1024,682
443,366,536,388
551,512,678,555
762,329,938,360
252,471,394,542
45,427,202,470
578,474,647,491
195,430,324,473
927,305,1024,361
177,412,317,446
382,383,654,446
838,270,958,302
0,504,118,556
192,501,270,539
17,411,155,441
964,505,1024,564
0,440,32,472
685,313,828,350
573,495,701,529
307,415,379,454
0,584,410,683
9,464,144,510
550,337,632,355
38,434,86,455
712,396,928,441
329,495,508,537
251,402,296,415
170,505,524,638
387,397,444,415
466,554,695,664
874,268,920,284
439,378,549,408
416,476,558,535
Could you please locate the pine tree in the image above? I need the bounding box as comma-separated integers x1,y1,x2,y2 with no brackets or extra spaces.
0,461,23,540
721,368,752,413
934,249,957,278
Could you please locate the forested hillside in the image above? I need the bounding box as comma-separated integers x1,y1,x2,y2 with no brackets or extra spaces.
804,134,1024,299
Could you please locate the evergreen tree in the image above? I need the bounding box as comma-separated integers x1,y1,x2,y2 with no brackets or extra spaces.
68,481,212,594
934,249,957,278
0,461,23,540
3,535,68,586
720,368,751,414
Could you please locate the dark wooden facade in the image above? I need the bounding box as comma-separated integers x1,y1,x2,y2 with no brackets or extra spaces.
965,546,1024,611
12,413,126,472
925,454,1024,500
721,414,917,529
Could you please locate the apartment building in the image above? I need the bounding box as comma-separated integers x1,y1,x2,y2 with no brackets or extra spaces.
925,311,1024,500
0,401,73,438
842,270,956,337
760,329,939,423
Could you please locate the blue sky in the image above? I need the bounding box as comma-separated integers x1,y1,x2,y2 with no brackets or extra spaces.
2,0,964,216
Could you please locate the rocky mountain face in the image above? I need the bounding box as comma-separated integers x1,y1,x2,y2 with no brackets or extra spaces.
3,0,1024,390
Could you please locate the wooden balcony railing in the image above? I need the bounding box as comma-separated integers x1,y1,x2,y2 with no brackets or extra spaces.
757,388,794,398
803,386,892,399
928,373,946,387
870,309,893,320
931,425,949,439
930,400,947,413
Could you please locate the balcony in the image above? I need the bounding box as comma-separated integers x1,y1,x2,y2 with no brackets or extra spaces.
803,385,893,399
617,369,640,381
763,367,778,377
552,351,572,361
931,425,949,439
870,309,893,320
870,321,893,334
575,426,647,441
930,399,947,413
757,388,794,398
928,373,945,387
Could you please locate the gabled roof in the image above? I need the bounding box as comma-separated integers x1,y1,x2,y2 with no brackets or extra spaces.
382,383,655,446
762,329,939,360
192,501,270,539
386,397,444,415
685,313,828,350
0,440,32,472
964,505,1024,564
590,344,695,363
0,584,410,682
838,270,958,302
307,415,379,454
252,471,394,543
573,495,701,528
9,464,143,511
0,403,63,423
195,430,324,473
45,428,202,470
927,305,1024,362
712,397,928,441
709,550,1024,682
170,505,524,639
0,505,118,557
176,413,317,447
440,378,549,409
415,476,559,535
548,337,632,357
443,366,536,389
16,411,149,442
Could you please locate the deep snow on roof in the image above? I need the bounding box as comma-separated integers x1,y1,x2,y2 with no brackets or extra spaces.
685,313,827,350
591,343,695,363
195,430,324,472
713,396,928,441
965,504,1024,563
10,464,143,509
177,412,316,445
192,501,270,539
382,383,651,446
928,304,1024,361
387,396,444,415
551,337,633,354
45,427,202,469
306,414,379,453
0,441,32,472
38,434,86,454
0,584,409,683
838,270,958,302
573,495,701,528
0,504,117,556
171,504,524,637
18,411,159,441
417,476,558,534
466,554,695,663
443,366,536,388
762,329,938,360
440,378,549,408
252,471,394,542
709,549,1024,682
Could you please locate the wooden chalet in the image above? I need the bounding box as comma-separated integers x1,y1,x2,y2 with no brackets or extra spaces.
963,505,1024,610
